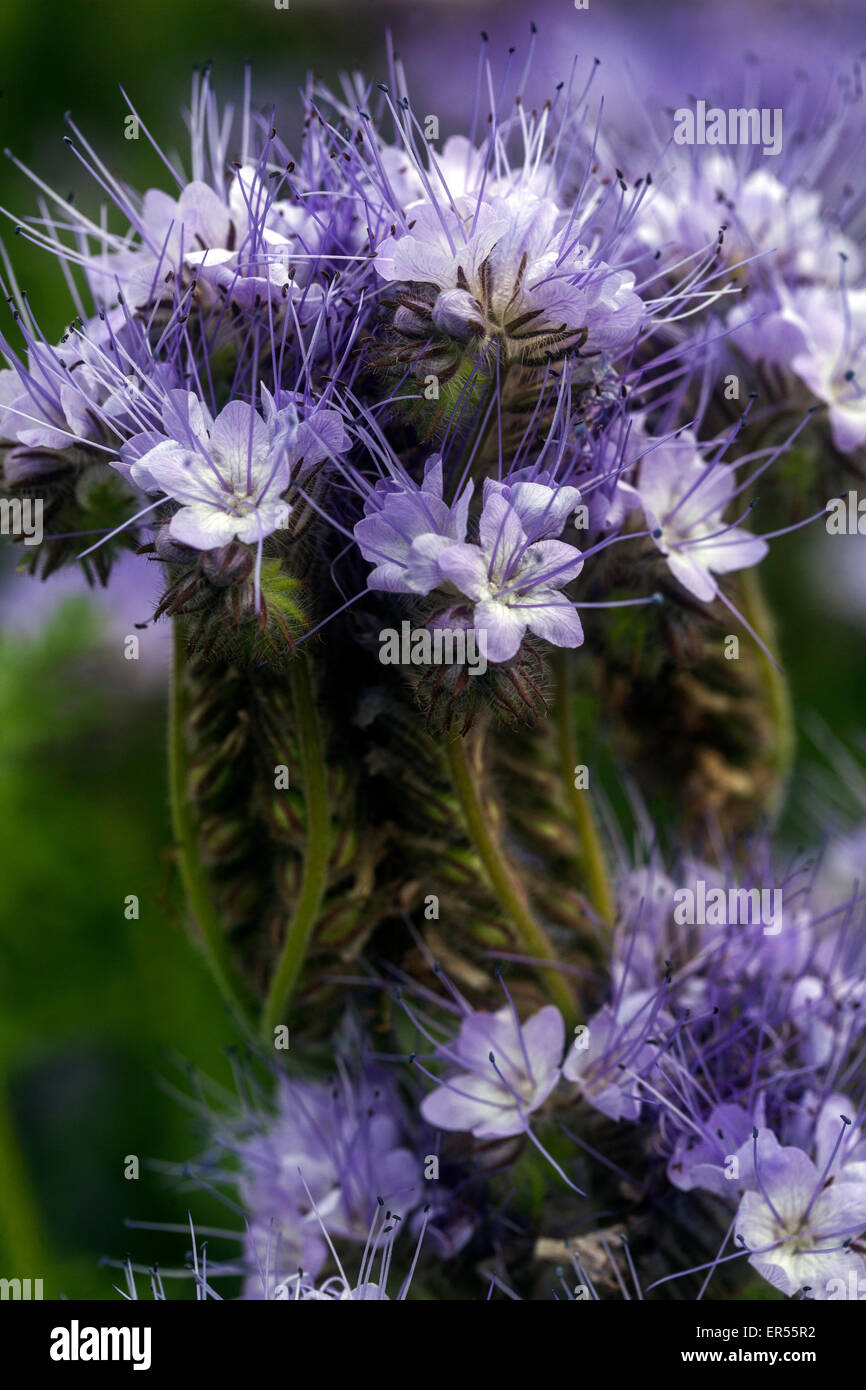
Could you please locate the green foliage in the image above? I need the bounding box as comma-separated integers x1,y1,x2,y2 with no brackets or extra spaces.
0,602,241,1296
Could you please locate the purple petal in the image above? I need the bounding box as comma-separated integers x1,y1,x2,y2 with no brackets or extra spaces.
436,542,491,600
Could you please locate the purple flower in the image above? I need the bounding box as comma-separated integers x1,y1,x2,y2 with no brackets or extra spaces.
353,454,473,594
373,134,554,218
634,432,768,602
577,412,648,532
482,468,582,543
436,491,585,662
667,1102,779,1199
562,988,671,1123
786,1093,866,1186
231,1069,421,1287
730,285,866,454
6,74,355,360
0,309,174,450
419,1003,565,1139
92,167,327,320
790,926,866,1069
636,152,859,289
119,389,347,550
736,1137,866,1299
375,189,643,363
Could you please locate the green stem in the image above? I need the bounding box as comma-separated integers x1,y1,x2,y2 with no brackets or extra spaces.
0,1074,46,1270
553,653,616,928
262,656,331,1038
738,567,795,815
445,734,576,1022
169,620,258,1031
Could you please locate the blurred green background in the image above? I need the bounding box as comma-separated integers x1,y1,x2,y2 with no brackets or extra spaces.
0,0,863,1299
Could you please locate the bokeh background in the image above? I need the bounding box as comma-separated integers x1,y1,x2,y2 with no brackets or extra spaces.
0,0,864,1298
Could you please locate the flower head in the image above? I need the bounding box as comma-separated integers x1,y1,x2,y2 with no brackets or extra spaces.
376,189,643,365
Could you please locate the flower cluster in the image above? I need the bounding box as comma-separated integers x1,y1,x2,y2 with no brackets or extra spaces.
127,813,866,1302
2,43,830,684
398,826,866,1300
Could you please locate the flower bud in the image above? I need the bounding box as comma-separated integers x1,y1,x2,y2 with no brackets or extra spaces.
393,304,431,336
3,446,73,485
432,288,485,340
154,523,198,564
201,542,254,588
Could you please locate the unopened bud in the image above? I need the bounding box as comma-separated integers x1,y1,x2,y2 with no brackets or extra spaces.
432,288,485,340
201,542,254,587
154,523,198,564
3,446,73,485
393,304,431,336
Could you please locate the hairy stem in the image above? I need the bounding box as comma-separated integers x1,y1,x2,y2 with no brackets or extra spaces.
262,656,331,1038
445,733,576,1022
553,652,616,928
738,567,795,815
169,620,258,1031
